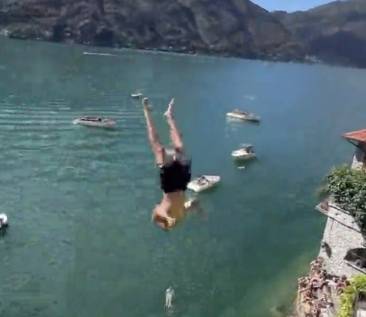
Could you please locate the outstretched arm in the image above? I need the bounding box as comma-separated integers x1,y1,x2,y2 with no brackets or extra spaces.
143,98,164,165
152,204,176,229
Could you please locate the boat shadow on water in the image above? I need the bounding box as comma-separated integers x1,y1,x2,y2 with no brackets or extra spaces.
0,229,8,237
73,125,122,136
226,117,261,126
234,157,259,170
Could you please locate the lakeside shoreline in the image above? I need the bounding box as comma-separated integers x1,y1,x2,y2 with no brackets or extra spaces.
293,133,366,317
4,35,363,72
4,34,366,72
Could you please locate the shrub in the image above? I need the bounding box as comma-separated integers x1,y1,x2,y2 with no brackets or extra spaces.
338,275,366,317
326,165,366,233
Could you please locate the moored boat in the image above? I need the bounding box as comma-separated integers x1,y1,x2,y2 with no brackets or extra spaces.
73,116,116,128
231,144,256,160
187,175,221,193
226,109,260,122
131,92,143,99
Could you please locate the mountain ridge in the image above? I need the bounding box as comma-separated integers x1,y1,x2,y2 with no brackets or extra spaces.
273,0,366,67
0,0,304,62
1,0,366,68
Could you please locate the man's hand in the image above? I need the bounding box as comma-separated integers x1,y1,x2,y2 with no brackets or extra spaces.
166,216,176,228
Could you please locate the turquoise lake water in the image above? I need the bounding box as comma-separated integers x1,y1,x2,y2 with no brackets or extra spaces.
0,38,366,317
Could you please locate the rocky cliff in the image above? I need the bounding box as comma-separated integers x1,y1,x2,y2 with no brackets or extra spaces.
273,0,366,67
0,0,304,61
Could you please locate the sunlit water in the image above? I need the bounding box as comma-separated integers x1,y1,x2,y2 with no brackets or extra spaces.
0,38,366,317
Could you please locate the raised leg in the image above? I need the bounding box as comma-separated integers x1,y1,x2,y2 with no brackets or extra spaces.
164,98,184,153
143,98,165,165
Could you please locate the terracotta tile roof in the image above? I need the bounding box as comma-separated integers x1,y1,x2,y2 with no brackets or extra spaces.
343,129,366,143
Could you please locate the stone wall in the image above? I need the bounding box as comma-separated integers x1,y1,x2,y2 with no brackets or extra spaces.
318,204,365,278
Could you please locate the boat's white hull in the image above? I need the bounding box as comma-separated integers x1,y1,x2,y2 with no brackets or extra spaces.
231,151,256,160
131,93,143,99
73,119,116,128
226,112,260,122
83,52,116,57
0,213,8,226
187,175,221,193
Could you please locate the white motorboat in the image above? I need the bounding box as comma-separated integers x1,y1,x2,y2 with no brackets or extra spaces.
187,175,221,193
83,52,116,57
226,109,260,122
0,213,8,229
73,116,116,128
131,92,143,99
232,144,256,160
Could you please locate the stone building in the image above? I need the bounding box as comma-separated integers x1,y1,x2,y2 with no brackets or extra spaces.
344,129,366,170
295,129,366,317
318,129,366,277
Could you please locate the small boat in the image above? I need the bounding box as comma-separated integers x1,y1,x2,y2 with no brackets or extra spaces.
83,52,116,57
0,213,8,229
165,287,175,310
232,144,256,160
187,175,221,193
226,109,260,122
73,116,116,128
131,92,143,99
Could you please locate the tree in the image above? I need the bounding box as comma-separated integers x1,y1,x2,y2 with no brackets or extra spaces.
326,165,366,234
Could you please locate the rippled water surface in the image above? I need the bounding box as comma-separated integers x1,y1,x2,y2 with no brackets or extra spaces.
1,38,366,317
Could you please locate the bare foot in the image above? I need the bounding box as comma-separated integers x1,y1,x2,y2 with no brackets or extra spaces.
164,98,175,118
